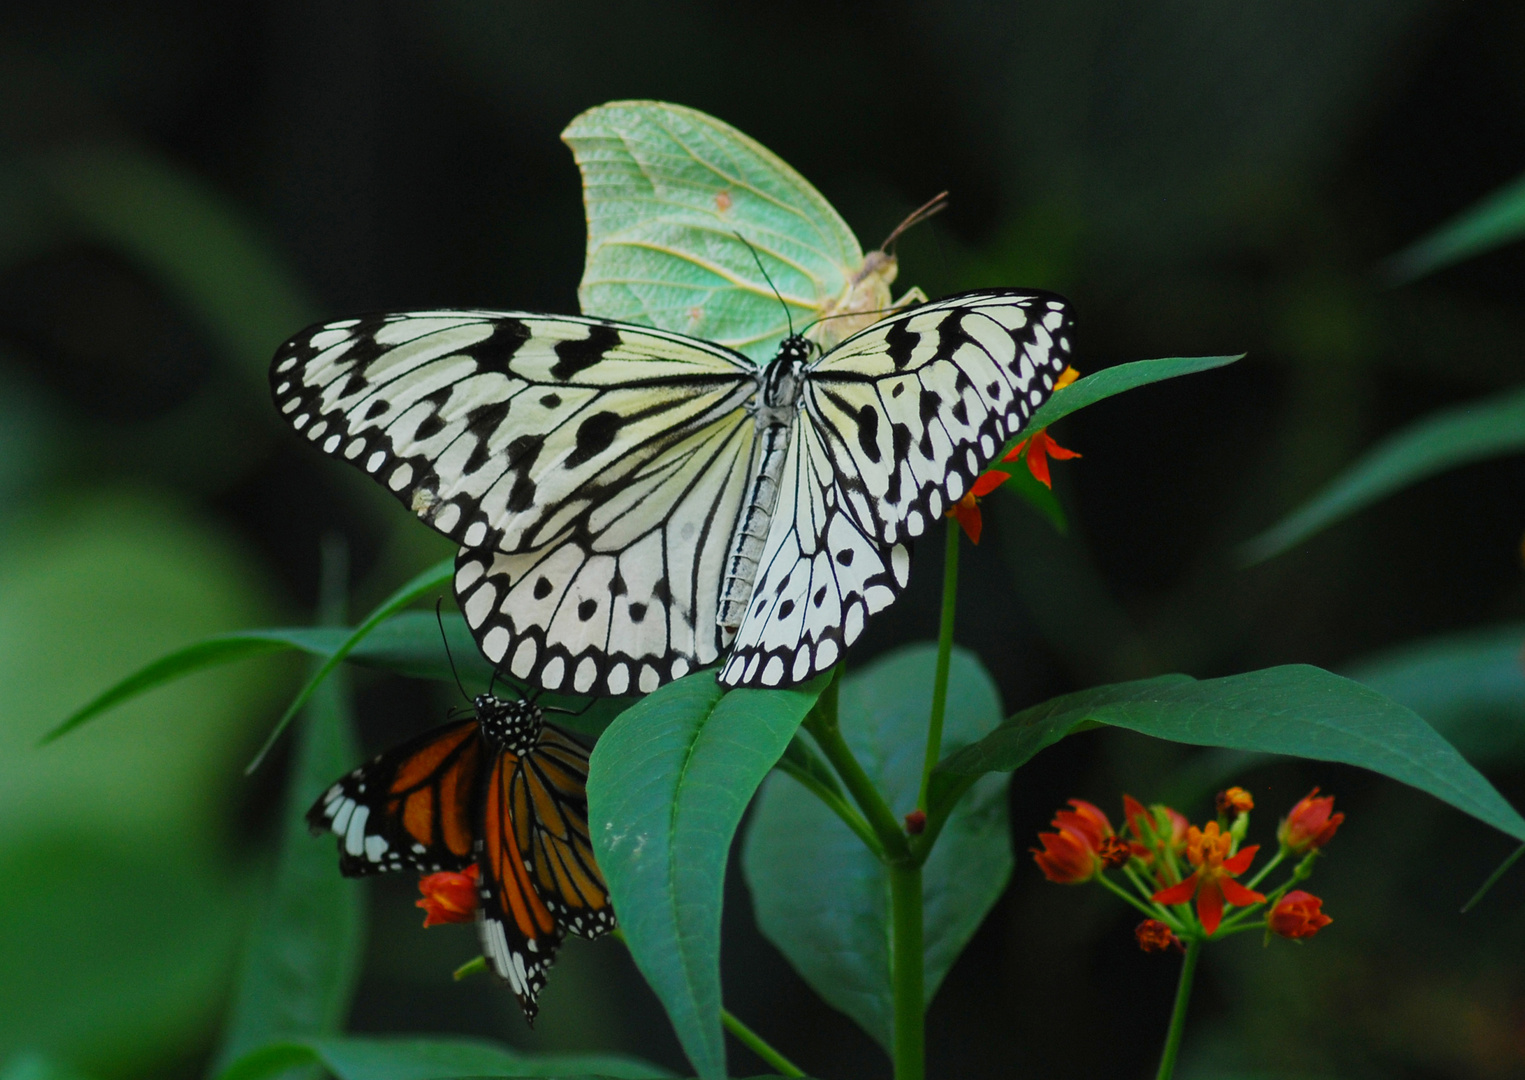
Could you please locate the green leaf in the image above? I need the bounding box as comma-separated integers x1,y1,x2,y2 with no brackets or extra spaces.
1242,386,1525,562
1382,169,1525,284
212,586,365,1069
32,144,314,383
997,460,1067,532
216,1036,673,1080
248,558,454,771
1344,623,1525,767
564,101,876,361
586,672,826,1080
742,646,1010,1052
934,666,1525,844
0,1054,101,1080
1021,354,1244,435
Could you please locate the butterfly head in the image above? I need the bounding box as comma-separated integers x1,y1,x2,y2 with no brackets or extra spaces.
475,695,544,755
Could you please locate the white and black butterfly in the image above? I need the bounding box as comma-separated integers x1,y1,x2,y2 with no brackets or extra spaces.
270,290,1074,694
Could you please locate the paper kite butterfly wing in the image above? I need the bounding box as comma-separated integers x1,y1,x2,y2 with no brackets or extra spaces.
475,719,613,1022
270,309,764,698
721,289,1074,688
307,717,483,876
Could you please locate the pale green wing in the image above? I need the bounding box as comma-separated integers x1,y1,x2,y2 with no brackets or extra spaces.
564,100,867,361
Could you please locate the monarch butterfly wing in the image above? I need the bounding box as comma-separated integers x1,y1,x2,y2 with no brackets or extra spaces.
518,724,615,939
272,310,762,697
720,414,909,688
270,310,758,555
804,289,1075,545
307,717,482,876
476,747,565,1023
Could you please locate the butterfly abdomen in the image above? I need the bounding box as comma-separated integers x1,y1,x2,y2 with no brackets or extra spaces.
717,419,793,637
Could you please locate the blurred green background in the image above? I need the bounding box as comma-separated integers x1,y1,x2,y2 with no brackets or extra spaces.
2,3,1524,1078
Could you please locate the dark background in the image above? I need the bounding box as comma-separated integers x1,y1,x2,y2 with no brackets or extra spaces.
2,2,1524,1078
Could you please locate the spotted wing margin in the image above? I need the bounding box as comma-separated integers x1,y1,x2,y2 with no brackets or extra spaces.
270,309,760,554
804,289,1074,546
475,724,611,1022
306,718,481,876
720,416,910,688
454,401,758,697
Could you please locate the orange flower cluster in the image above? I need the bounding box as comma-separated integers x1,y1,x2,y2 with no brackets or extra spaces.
1031,786,1343,948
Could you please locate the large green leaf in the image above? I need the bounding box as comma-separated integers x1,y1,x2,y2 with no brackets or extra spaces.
742,646,1009,1053
1242,386,1525,563
212,551,365,1073
586,672,825,1080
1344,623,1525,768
216,1036,673,1080
1383,168,1525,284
933,666,1525,845
564,101,879,361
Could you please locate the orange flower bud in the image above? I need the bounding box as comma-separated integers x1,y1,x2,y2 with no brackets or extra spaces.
1053,798,1112,848
1216,787,1254,815
1096,835,1132,869
1033,799,1120,883
1270,890,1332,939
1278,788,1344,853
1135,919,1182,953
416,864,480,927
904,809,926,835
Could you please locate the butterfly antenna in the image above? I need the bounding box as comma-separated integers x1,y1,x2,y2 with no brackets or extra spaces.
734,231,795,338
435,599,471,704
542,695,598,718
879,191,949,253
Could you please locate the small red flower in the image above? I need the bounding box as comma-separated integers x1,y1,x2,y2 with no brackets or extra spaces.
1151,822,1266,935
1216,787,1254,815
1096,835,1132,869
1122,795,1189,860
1269,890,1332,940
1031,799,1116,883
1135,918,1183,953
416,864,480,927
1279,788,1344,853
946,469,1012,544
1004,428,1080,489
904,809,927,835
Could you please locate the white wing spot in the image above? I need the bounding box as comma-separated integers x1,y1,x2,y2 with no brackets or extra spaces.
574,656,597,692
310,328,351,349
366,451,386,473
323,434,341,453
464,521,488,547
483,626,510,662
511,639,537,677
761,656,785,686
389,463,414,491
434,503,462,533
639,664,660,693
670,657,689,680
606,663,630,695
541,656,566,690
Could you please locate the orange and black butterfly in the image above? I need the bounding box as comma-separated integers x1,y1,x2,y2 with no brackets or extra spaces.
307,694,615,1021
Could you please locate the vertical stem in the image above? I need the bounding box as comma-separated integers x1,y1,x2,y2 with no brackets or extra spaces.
917,515,961,812
722,1008,806,1078
888,859,925,1080
1154,936,1202,1080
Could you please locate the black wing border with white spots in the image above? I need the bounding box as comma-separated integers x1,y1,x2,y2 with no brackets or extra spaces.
803,288,1075,547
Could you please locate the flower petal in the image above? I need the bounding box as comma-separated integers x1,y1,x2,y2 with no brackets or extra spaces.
1152,875,1198,906
1219,878,1267,907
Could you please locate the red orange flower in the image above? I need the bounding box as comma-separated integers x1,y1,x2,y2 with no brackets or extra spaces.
1004,429,1080,489
1135,918,1182,953
1151,822,1265,934
1216,787,1254,815
416,864,480,927
946,469,1012,544
1032,798,1115,883
1269,890,1332,939
1123,794,1189,860
1278,788,1344,853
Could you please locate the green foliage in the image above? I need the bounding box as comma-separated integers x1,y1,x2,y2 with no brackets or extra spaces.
1243,385,1525,562
585,672,826,1080
564,101,871,360
1383,167,1525,284
1024,354,1243,433
743,646,1010,1053
213,549,365,1073
934,665,1525,844
215,1036,673,1080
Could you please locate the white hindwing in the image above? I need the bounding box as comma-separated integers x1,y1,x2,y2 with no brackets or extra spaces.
271,311,760,695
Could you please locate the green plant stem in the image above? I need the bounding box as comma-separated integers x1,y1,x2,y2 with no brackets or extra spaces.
1155,935,1202,1080
916,516,961,813
1097,873,1181,928
888,859,925,1080
803,679,909,860
774,754,884,858
721,1008,806,1078
1243,847,1286,890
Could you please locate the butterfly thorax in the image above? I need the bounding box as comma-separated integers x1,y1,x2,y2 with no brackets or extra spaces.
718,336,811,638
475,695,544,755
